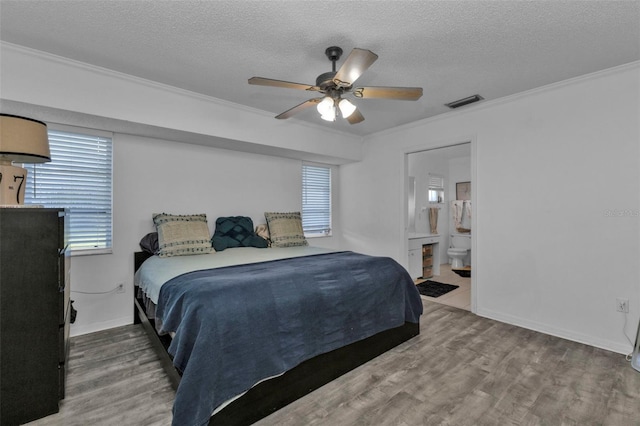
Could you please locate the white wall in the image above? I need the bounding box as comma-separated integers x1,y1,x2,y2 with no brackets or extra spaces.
0,42,363,164
341,63,640,354
3,41,639,353
68,134,342,335
0,43,349,336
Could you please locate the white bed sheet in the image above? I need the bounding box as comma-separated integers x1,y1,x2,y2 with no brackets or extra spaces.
134,246,335,305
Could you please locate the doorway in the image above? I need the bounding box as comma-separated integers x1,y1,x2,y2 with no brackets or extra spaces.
406,142,472,311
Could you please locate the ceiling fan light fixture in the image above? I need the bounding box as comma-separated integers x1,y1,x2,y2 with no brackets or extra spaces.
338,98,356,118
316,96,334,116
249,46,422,126
320,108,336,122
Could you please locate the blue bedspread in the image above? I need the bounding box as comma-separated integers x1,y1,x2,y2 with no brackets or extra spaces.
156,251,423,426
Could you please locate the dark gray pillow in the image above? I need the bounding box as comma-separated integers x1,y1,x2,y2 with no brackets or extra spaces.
139,232,159,255
212,216,268,251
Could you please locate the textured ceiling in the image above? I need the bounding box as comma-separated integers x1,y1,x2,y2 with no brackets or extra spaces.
1,0,639,136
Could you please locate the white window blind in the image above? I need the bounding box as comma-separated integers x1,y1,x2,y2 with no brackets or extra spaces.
302,164,331,237
428,174,445,203
24,128,113,254
428,175,444,189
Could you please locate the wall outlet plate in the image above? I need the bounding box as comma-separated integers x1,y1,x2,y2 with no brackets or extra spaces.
616,298,629,313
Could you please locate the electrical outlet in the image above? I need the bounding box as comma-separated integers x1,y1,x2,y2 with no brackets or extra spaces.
116,283,125,294
616,298,629,313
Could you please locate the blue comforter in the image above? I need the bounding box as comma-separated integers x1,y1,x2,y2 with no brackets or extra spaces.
156,251,423,426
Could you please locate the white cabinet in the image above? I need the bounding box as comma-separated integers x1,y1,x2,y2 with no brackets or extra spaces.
408,235,440,280
408,247,422,279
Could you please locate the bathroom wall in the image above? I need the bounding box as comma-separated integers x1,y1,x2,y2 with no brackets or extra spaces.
408,145,471,263
408,152,448,235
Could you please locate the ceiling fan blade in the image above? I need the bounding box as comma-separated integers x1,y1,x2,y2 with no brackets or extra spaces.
275,98,323,119
249,77,320,91
333,48,378,88
346,108,364,124
352,86,423,100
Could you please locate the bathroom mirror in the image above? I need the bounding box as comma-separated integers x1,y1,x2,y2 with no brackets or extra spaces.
428,188,444,203
408,176,416,231
428,174,444,204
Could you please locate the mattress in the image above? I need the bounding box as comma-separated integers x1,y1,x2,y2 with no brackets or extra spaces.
133,246,422,426
134,246,335,305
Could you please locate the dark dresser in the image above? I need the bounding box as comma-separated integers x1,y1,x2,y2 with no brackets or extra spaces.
0,208,70,425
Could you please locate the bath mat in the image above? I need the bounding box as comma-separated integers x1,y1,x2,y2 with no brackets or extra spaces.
416,280,459,298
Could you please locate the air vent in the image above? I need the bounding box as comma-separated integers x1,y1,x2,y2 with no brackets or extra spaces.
445,94,484,109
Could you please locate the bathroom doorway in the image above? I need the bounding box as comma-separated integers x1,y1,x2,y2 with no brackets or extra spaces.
406,142,473,311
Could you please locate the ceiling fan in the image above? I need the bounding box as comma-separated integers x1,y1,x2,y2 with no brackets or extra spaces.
248,46,423,124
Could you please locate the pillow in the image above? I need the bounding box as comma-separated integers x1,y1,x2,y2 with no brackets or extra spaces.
152,213,215,258
211,216,268,251
254,223,271,246
139,232,159,255
264,212,308,248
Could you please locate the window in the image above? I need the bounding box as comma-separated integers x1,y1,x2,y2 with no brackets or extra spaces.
428,174,444,204
302,164,331,237
24,126,113,254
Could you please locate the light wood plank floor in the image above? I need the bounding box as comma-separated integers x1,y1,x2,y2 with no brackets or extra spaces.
25,325,175,426
27,301,640,426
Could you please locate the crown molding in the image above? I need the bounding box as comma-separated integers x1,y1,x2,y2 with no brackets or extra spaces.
0,41,363,142
370,60,640,139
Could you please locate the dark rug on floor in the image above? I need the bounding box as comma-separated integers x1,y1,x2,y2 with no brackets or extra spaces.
416,280,459,298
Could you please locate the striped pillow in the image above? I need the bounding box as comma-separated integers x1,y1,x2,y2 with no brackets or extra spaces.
264,212,308,248
153,213,215,257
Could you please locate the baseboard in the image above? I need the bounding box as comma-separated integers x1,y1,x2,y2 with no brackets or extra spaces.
475,307,634,356
69,315,132,337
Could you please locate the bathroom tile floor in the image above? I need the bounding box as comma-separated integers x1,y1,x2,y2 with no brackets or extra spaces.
415,264,471,311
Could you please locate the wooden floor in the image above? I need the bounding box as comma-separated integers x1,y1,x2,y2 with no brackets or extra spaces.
25,325,175,426
27,301,640,426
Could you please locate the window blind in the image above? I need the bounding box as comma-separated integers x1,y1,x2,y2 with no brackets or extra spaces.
24,128,113,254
428,175,444,189
302,164,331,236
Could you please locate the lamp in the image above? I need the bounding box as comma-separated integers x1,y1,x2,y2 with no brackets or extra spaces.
316,97,335,121
338,98,356,118
0,114,50,205
317,96,357,121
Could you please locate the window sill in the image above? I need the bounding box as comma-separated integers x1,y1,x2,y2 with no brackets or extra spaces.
69,248,113,257
305,233,332,239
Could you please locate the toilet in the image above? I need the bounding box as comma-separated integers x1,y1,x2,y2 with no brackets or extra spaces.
447,233,471,270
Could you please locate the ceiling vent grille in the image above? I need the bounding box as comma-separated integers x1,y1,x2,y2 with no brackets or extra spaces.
445,94,484,109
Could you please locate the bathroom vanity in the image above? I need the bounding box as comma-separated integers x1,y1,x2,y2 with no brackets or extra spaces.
408,234,440,280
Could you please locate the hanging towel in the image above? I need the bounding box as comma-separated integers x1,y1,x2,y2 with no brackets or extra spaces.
451,200,463,230
452,200,471,233
462,201,472,231
428,207,438,234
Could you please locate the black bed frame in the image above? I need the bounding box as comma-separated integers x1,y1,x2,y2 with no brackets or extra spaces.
133,251,420,425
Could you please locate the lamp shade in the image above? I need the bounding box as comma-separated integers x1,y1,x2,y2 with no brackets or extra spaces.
338,98,356,118
316,97,335,116
0,114,50,164
0,114,50,205
320,111,336,121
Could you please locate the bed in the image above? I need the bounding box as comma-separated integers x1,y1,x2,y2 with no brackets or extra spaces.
133,246,422,426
